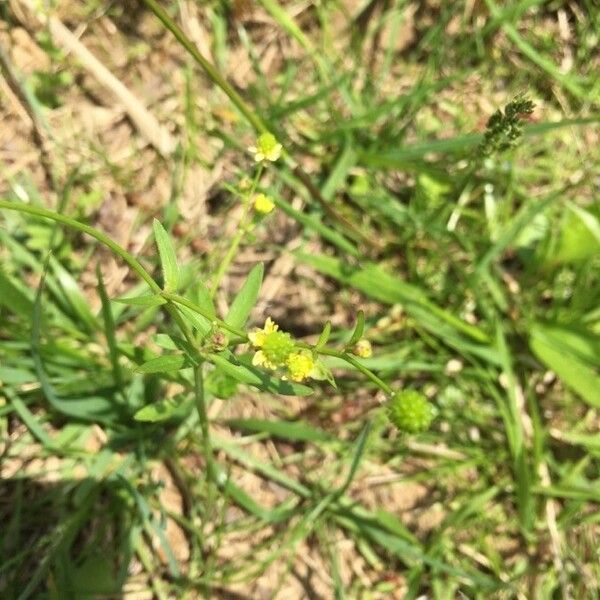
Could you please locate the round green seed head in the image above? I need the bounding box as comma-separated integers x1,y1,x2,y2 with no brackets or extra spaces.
387,390,434,433
261,330,295,366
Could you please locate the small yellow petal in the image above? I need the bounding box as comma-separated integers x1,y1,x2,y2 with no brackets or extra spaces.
248,331,266,347
252,351,266,366
264,318,278,333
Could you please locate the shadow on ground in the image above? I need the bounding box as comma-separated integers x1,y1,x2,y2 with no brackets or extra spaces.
0,476,132,599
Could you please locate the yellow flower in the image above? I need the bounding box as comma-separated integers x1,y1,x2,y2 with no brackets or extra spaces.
253,193,275,214
249,133,283,162
285,350,318,382
249,318,295,369
353,339,372,358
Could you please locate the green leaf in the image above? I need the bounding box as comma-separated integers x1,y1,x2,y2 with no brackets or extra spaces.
226,418,332,442
226,263,264,330
194,279,216,318
530,323,600,408
348,310,365,346
134,398,182,422
176,304,212,336
315,321,331,351
50,257,100,331
0,269,34,317
4,388,55,448
114,294,167,306
153,219,179,291
549,204,600,264
136,355,188,373
205,367,239,399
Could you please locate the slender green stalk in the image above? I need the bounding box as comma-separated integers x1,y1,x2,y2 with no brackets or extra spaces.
316,347,393,395
0,200,160,293
141,0,267,134
161,292,246,338
210,166,263,296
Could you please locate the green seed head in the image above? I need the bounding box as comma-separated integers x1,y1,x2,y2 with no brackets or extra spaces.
387,390,434,433
261,330,295,366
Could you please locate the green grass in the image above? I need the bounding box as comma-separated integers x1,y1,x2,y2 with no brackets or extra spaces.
1,1,599,598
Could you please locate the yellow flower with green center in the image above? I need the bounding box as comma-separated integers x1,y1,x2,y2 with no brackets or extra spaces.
249,318,295,369
285,350,319,382
353,339,372,358
250,133,283,162
253,193,275,214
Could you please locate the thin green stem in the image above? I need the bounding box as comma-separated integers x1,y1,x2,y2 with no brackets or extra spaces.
211,166,263,296
161,292,247,338
0,199,160,293
315,347,393,395
141,0,267,134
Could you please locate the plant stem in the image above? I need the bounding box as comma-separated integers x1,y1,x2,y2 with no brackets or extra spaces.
161,292,247,338
316,347,393,395
141,0,266,134
194,363,214,480
210,165,263,296
0,199,160,293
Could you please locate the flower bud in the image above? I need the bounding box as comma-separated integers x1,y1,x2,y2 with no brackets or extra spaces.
353,339,372,358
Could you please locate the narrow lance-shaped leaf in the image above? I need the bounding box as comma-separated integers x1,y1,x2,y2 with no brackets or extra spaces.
134,398,182,422
195,279,216,318
529,323,600,408
153,219,179,291
114,294,166,307
315,321,331,351
208,352,313,396
226,263,264,330
348,310,365,346
136,354,188,373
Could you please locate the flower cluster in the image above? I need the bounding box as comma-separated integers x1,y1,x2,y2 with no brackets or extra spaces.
249,318,321,382
386,390,434,433
479,95,535,156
